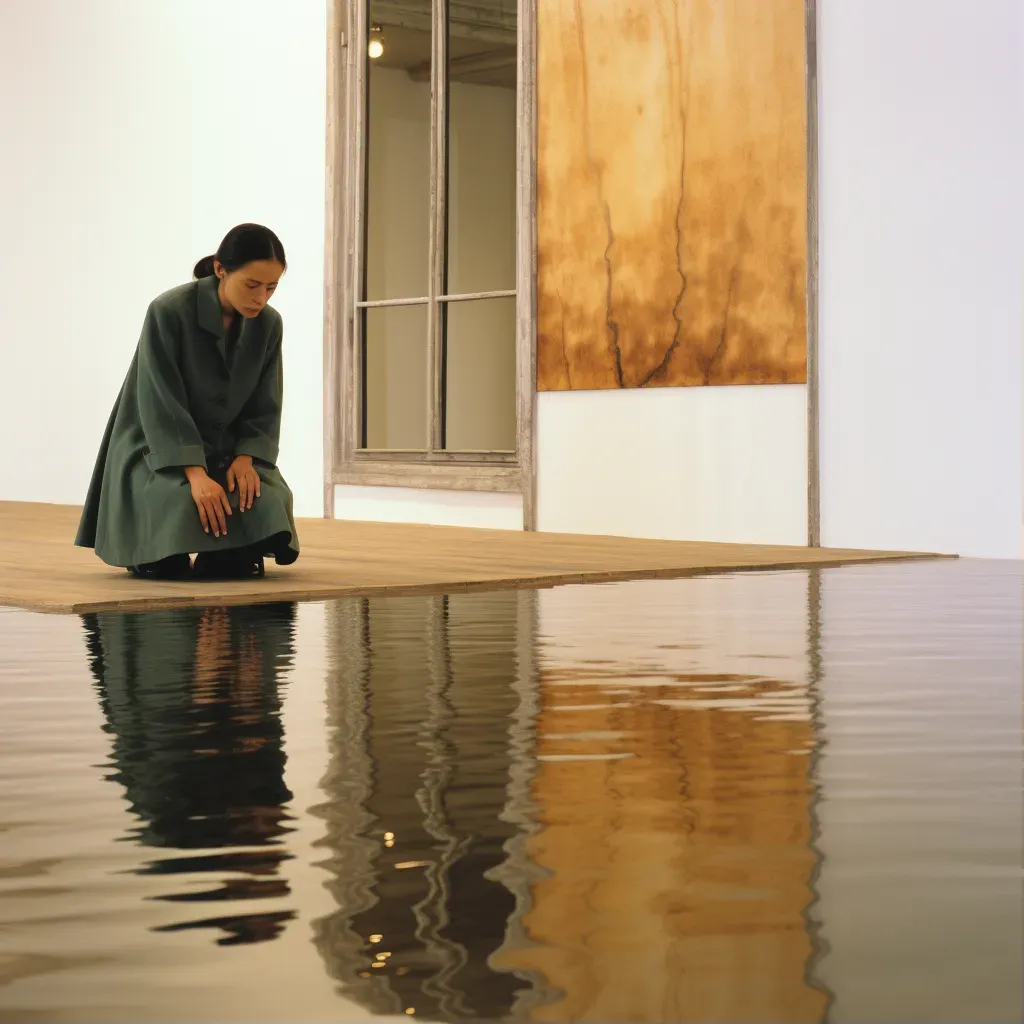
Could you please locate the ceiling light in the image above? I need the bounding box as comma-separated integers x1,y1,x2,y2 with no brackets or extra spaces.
369,26,384,59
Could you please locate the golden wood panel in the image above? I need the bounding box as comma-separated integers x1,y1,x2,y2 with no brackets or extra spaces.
0,501,942,614
498,669,830,1021
537,0,808,390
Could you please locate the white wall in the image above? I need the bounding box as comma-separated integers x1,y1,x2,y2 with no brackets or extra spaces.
0,0,326,518
537,386,808,545
538,0,1024,555
817,0,1024,558
333,484,523,530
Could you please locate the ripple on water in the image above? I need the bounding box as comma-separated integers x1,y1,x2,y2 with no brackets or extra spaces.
0,560,1020,1022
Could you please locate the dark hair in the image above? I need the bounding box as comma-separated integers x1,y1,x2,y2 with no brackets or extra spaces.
193,223,287,280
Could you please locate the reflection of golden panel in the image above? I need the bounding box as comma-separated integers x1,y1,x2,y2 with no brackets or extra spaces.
497,670,828,1022
537,0,808,390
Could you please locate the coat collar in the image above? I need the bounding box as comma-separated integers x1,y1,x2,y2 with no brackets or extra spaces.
197,275,226,338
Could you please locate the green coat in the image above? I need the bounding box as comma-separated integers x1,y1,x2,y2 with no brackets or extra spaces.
76,276,299,567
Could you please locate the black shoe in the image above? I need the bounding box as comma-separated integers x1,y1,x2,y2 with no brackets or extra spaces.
127,554,192,580
193,548,265,581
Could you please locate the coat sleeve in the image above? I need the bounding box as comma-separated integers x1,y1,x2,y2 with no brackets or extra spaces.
137,302,208,472
232,319,283,466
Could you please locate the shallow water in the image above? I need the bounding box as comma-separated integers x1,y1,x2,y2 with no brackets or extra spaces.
0,561,1021,1022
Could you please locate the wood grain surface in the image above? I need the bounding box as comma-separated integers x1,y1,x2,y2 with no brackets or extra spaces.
537,0,808,390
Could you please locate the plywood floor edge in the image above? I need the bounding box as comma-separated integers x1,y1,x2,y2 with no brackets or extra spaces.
0,500,951,615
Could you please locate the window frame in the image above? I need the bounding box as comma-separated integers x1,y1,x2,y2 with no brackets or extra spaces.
324,0,537,522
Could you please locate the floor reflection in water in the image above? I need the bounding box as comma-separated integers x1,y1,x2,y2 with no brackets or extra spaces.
0,560,1020,1022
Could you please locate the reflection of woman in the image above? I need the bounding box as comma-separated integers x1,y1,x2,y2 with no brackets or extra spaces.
75,224,299,580
83,602,295,847
82,602,297,945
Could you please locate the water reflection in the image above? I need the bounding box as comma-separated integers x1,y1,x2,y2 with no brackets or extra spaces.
501,576,831,1023
82,603,297,947
312,593,541,1020
0,561,1018,1021
310,584,832,1021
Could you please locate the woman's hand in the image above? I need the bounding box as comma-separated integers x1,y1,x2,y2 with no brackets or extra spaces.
185,466,232,537
227,454,261,512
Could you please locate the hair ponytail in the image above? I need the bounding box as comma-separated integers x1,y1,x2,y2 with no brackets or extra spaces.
193,224,287,282
192,255,217,279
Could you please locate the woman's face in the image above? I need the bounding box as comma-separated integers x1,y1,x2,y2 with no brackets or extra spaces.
215,259,285,319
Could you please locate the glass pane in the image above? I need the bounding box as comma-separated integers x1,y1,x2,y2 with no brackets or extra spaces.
442,297,516,451
445,0,517,295
364,0,432,301
363,304,429,449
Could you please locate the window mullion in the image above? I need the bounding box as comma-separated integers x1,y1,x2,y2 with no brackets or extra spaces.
352,0,370,451
425,0,448,455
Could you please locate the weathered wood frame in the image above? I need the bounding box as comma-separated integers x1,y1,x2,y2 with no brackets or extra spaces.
323,0,538,526
805,0,820,547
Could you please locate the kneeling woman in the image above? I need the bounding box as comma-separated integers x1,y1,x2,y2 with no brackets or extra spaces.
76,224,300,580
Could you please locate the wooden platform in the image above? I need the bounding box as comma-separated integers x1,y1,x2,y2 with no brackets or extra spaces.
0,501,947,614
